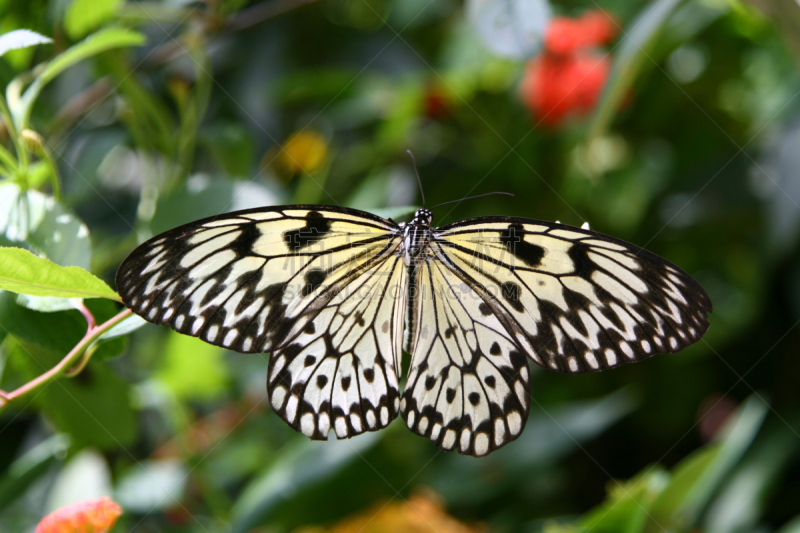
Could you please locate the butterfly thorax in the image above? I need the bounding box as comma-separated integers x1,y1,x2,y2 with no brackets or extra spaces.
400,208,434,267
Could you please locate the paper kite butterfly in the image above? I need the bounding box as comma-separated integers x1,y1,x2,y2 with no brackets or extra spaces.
116,201,711,457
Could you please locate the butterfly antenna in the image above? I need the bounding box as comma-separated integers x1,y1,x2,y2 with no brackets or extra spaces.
406,150,426,207
431,191,514,209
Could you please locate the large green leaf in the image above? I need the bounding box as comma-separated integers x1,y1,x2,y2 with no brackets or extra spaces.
0,247,119,300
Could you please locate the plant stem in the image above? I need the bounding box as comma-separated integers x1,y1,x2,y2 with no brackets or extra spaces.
40,142,62,199
0,95,27,180
0,307,132,410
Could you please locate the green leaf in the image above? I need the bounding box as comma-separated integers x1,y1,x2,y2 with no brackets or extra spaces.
703,425,797,533
12,28,146,128
155,330,230,401
231,432,382,533
0,434,69,513
64,0,125,40
0,247,119,300
0,183,92,269
0,29,52,58
645,395,768,532
15,294,77,312
644,445,721,532
587,0,685,142
580,470,669,533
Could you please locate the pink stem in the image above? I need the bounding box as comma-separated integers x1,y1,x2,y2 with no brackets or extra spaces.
0,307,132,408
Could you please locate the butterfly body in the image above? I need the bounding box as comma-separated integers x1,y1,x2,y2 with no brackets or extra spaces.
117,204,711,456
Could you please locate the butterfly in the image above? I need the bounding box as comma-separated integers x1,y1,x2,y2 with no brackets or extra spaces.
116,202,711,457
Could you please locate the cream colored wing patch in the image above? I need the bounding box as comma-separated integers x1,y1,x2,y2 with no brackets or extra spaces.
268,250,407,439
435,218,712,374
401,258,530,457
116,206,398,354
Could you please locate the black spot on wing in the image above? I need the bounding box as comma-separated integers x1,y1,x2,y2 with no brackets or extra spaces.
230,222,261,256
363,368,375,383
500,223,545,268
283,211,331,252
501,282,524,312
425,375,437,390
446,388,456,403
302,269,327,297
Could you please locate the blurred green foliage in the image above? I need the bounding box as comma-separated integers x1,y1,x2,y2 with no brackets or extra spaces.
1,0,800,531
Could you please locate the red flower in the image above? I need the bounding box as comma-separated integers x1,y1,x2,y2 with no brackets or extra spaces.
36,496,123,533
521,10,618,126
424,84,451,120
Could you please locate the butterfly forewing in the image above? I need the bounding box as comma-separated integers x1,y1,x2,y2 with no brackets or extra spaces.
434,217,712,374
116,206,398,355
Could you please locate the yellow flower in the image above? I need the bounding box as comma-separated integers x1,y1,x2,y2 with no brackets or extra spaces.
36,496,123,533
280,130,328,175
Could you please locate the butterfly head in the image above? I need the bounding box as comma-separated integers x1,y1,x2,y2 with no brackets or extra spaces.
412,208,433,227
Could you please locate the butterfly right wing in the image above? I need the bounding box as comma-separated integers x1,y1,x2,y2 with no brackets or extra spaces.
401,255,530,457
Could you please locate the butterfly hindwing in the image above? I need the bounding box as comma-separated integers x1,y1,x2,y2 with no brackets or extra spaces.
268,248,407,438
434,217,712,374
116,206,397,354
401,257,530,457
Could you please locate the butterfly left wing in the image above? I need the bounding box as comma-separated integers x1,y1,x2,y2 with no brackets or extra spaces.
433,217,712,374
268,245,407,439
116,205,409,441
401,258,530,457
116,206,398,354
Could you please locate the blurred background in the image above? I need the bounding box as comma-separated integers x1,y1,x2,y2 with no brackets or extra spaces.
1,0,800,531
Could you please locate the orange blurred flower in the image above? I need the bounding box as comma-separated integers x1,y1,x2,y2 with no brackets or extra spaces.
521,10,618,126
36,496,122,533
296,490,483,533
